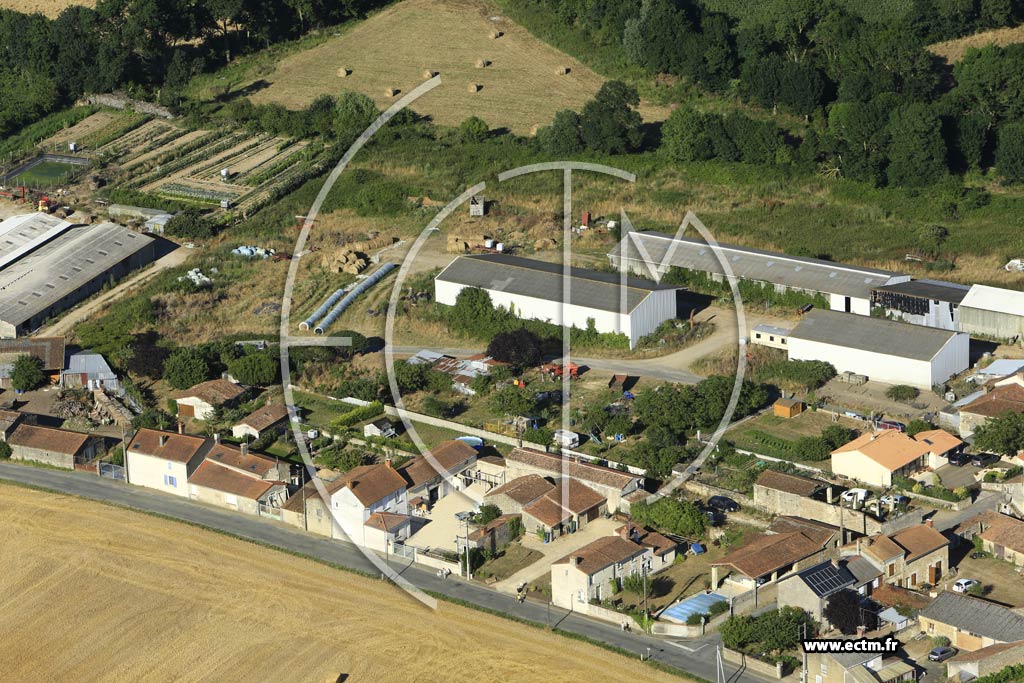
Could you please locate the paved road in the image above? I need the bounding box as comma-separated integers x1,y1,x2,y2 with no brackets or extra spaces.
932,489,1001,532
0,462,771,683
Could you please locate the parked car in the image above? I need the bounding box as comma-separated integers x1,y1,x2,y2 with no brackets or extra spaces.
947,452,970,467
970,551,988,560
971,453,996,467
841,488,872,504
953,578,980,593
708,495,740,512
928,647,957,662
704,509,723,527
880,494,910,507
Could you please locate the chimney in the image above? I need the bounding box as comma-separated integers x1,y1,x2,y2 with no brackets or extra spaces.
213,433,220,444
869,433,877,441
240,442,248,457
385,455,392,468
925,518,933,528
826,486,834,504
856,538,862,555
158,434,167,447
570,555,582,566
177,421,184,434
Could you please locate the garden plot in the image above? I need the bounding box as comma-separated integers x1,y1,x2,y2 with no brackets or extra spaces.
119,128,209,170
93,119,178,161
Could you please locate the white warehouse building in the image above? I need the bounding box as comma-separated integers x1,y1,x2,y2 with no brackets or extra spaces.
609,232,909,316
787,310,969,389
957,284,1024,341
434,254,678,348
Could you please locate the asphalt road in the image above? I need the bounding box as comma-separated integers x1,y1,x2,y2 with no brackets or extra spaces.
0,462,771,683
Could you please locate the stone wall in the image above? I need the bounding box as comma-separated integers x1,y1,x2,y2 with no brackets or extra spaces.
79,93,174,119
753,484,925,536
10,444,75,469
721,648,786,679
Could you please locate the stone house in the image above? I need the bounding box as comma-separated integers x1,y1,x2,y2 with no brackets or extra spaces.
947,641,1024,681
231,403,290,441
174,379,245,420
918,591,1024,652
841,522,948,589
8,423,95,469
550,535,652,609
483,474,555,514
505,447,641,512
521,479,607,539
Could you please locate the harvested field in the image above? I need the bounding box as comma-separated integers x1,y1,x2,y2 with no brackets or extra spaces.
247,0,610,134
0,0,91,17
40,110,124,151
0,484,677,683
928,25,1024,63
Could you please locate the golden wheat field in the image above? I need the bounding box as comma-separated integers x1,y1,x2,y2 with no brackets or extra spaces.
0,0,90,16
0,484,678,683
249,0,620,134
928,24,1024,63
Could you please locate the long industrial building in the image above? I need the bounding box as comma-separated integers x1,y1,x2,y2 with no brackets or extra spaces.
0,212,156,338
786,309,969,389
434,254,678,349
609,232,910,316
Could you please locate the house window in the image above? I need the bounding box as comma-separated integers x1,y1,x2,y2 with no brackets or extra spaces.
821,661,828,674
164,474,177,487
769,336,775,342
887,564,895,577
781,339,787,345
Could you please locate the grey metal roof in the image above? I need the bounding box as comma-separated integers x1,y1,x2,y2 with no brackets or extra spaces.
0,222,154,329
872,279,970,304
830,650,882,669
919,592,1024,642
797,560,856,597
843,555,882,585
789,309,959,361
609,232,904,300
0,212,75,271
437,254,675,314
753,323,792,336
64,351,116,379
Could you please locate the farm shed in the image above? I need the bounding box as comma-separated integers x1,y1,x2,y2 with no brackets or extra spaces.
609,232,909,316
786,309,969,388
0,215,156,338
60,351,119,394
231,403,290,440
174,379,245,420
958,284,1024,341
434,254,679,349
773,398,803,418
8,424,95,469
0,336,65,388
870,279,970,331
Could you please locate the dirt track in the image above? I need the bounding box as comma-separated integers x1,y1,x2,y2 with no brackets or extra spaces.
0,485,678,683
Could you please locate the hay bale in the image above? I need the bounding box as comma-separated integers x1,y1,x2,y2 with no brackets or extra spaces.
467,83,482,93
529,124,540,136
555,66,570,75
422,69,438,79
475,59,490,69
489,30,503,39
337,67,350,77
385,87,399,97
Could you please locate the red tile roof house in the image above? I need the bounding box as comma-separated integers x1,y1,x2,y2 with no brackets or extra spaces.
126,429,208,497
959,373,1024,437
710,525,835,592
174,379,246,420
839,522,949,589
505,447,643,512
230,403,290,441
551,535,652,610
188,459,288,516
521,479,607,540
329,462,411,552
396,439,478,507
616,523,679,572
8,423,96,469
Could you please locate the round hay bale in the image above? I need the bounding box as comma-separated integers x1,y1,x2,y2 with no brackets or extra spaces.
337,67,350,77
529,124,540,136
475,59,490,69
385,87,399,97
556,65,570,75
467,83,482,93
489,30,503,39
422,69,438,79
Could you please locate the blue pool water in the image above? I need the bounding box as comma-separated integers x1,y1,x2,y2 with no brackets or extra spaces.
661,592,727,624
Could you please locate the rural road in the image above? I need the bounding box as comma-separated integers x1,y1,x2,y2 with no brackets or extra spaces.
0,462,772,683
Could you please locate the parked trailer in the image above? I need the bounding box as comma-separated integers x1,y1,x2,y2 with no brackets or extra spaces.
314,262,396,334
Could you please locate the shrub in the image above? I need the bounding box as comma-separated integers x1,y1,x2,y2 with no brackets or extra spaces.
885,385,920,402
332,401,384,429
932,636,951,648
686,612,707,626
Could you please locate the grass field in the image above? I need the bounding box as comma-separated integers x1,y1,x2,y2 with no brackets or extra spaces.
0,484,682,683
245,0,637,134
0,0,90,16
928,25,1024,63
9,159,82,188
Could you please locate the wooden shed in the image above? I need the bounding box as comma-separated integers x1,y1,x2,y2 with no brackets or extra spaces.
773,398,804,419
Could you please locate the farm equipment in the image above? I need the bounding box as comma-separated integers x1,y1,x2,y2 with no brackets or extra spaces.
37,195,52,213
540,362,580,379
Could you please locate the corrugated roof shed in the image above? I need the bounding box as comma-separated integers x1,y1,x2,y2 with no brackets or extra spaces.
436,254,676,314
872,279,971,303
0,221,154,331
789,309,960,361
961,284,1024,316
919,592,1024,642
611,231,904,300
0,212,75,271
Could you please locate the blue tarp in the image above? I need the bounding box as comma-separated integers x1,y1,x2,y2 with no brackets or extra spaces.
661,592,726,624
691,543,705,554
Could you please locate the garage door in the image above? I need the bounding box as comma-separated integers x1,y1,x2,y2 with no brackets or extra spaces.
178,403,194,418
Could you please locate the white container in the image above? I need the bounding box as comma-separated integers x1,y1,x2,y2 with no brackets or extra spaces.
484,238,494,248
495,242,504,252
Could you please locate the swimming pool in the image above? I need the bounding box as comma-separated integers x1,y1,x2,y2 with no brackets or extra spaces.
660,591,727,624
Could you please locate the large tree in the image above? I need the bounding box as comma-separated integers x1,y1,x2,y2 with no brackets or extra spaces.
579,80,644,154
486,329,543,370
163,347,211,390
996,121,1024,184
11,355,46,392
824,590,876,634
973,410,1024,456
886,103,948,187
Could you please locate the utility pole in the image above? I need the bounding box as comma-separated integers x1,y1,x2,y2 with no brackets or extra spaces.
300,466,307,531
642,561,649,633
